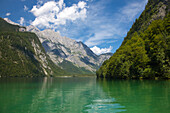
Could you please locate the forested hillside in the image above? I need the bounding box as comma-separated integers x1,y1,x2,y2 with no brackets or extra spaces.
97,0,170,79
0,18,66,77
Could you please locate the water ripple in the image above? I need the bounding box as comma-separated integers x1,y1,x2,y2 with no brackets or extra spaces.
84,98,126,113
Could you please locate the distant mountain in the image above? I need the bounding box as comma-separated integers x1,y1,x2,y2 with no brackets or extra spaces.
97,0,170,79
0,17,66,77
26,25,112,75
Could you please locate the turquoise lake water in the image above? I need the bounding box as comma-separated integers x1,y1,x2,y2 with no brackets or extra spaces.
0,77,169,113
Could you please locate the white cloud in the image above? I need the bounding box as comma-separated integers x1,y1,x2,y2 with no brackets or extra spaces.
90,46,113,55
78,1,86,9
37,0,44,7
24,5,28,11
86,40,105,47
30,0,87,29
106,40,117,44
56,3,87,24
6,13,11,16
31,1,58,17
119,1,148,22
18,17,25,25
85,28,121,46
83,0,147,47
58,0,64,9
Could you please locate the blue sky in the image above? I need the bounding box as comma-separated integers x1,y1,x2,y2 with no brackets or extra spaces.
0,0,148,55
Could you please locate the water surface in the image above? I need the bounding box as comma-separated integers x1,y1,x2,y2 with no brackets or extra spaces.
0,77,169,113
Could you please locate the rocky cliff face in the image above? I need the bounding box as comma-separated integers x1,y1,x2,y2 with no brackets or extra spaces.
98,53,113,66
26,25,112,74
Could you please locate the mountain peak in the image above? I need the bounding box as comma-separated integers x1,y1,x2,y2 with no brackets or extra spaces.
43,29,55,32
27,25,112,74
26,25,40,32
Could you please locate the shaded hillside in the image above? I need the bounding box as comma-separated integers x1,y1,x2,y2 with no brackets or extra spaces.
0,17,21,32
0,18,66,77
97,0,170,79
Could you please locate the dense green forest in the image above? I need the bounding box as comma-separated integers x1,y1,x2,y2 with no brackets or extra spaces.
0,18,67,77
97,0,170,79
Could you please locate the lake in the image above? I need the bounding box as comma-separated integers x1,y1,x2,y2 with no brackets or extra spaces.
0,77,169,113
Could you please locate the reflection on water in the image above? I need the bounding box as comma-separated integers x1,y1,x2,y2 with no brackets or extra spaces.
97,78,170,113
0,77,169,113
85,98,126,113
0,77,125,113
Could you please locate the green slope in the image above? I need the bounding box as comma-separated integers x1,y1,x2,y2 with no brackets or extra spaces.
59,60,95,76
97,0,170,79
0,18,66,77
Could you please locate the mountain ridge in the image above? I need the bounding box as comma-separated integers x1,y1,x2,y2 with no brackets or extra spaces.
26,25,112,74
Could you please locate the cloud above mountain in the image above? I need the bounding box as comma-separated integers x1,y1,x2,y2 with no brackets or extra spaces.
30,0,87,29
27,0,148,54
90,46,113,55
18,17,25,25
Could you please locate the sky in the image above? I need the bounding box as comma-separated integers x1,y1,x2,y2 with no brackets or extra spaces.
0,0,148,55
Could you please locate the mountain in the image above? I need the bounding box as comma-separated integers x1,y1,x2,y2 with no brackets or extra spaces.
0,17,67,77
26,26,112,75
97,0,170,79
